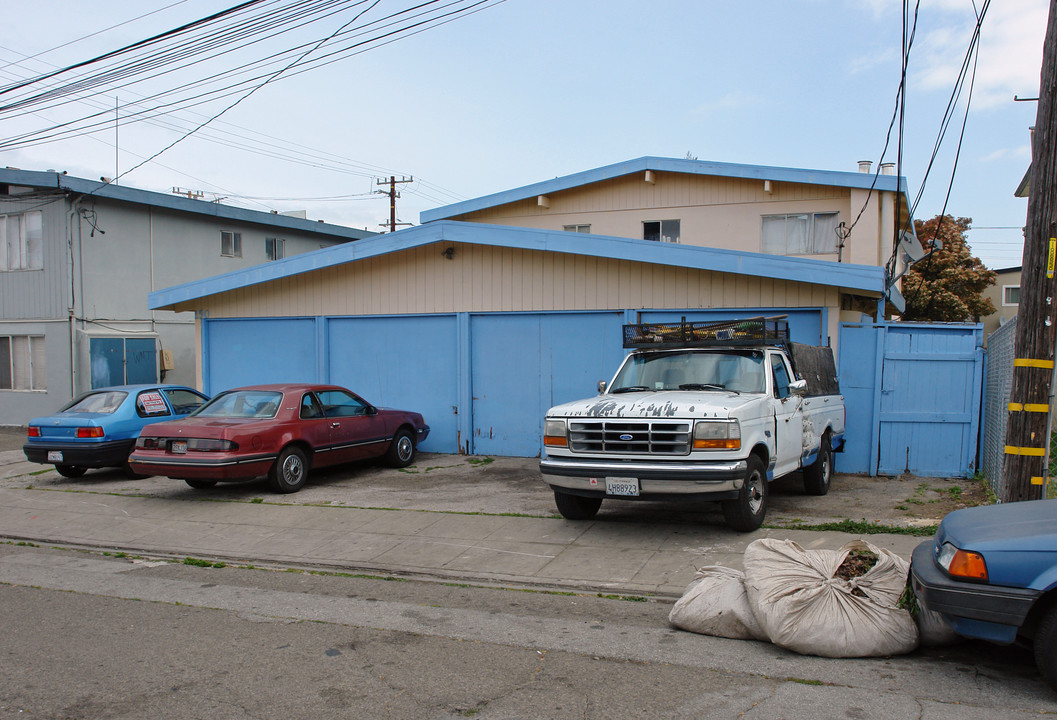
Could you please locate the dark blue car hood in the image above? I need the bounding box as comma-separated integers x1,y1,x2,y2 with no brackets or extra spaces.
939,500,1057,553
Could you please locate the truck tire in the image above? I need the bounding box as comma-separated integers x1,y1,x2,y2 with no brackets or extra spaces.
553,489,602,520
722,455,768,532
1035,605,1057,692
803,433,832,496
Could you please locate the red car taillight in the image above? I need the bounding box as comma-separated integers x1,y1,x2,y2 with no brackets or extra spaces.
76,427,105,438
136,436,162,450
27,427,41,438
186,438,238,451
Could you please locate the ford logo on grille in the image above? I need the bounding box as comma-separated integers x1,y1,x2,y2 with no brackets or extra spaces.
619,434,634,441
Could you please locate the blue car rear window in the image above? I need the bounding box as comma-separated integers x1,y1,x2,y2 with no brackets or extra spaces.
62,391,127,414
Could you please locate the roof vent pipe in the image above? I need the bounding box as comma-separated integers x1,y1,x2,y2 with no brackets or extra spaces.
880,163,896,175
857,160,873,173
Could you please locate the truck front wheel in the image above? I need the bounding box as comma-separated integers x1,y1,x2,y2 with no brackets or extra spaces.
722,455,768,532
553,489,602,520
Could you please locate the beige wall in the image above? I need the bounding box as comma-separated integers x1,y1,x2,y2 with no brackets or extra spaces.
176,242,842,319
449,171,894,268
982,269,1021,340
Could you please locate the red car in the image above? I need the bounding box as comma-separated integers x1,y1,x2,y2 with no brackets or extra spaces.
128,384,429,493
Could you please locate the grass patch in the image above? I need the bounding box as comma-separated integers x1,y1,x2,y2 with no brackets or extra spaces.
467,457,494,466
787,678,825,686
183,556,226,568
771,518,936,537
597,593,648,602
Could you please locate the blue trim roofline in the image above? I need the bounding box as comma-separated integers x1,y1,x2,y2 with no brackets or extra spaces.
420,156,909,223
0,167,376,241
149,220,892,310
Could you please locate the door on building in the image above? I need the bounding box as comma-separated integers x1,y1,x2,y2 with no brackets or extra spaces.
89,337,157,388
469,312,626,457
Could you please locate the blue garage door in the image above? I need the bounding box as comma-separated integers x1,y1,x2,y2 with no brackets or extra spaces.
470,312,626,457
327,316,457,454
205,318,319,393
638,308,825,346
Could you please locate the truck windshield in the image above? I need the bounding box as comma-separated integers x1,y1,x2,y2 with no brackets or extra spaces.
610,351,766,394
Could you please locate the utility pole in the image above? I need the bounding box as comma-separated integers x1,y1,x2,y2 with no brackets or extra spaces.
1001,0,1057,502
376,175,413,232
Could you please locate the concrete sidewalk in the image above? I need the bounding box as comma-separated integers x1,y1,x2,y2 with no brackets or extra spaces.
0,485,924,598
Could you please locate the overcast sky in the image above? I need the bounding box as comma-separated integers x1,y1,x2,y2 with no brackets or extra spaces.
0,0,1048,269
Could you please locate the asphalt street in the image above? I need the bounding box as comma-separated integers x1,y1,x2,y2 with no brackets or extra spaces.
1,429,1055,716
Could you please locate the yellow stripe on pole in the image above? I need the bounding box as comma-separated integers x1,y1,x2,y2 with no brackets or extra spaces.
1005,446,1047,456
1031,477,1046,486
1008,402,1051,412
1014,358,1055,369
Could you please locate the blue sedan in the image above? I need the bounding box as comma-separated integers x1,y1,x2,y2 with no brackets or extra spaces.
23,384,209,478
910,499,1057,692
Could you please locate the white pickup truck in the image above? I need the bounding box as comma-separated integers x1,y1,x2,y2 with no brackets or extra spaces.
539,317,845,531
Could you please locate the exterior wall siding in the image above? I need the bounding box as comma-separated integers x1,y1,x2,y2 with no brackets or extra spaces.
182,243,840,320
0,194,68,320
449,171,885,265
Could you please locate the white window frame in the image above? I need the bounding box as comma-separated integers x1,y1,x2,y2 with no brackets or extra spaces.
1002,285,1020,307
0,210,43,271
221,231,242,258
643,219,680,243
266,236,285,261
761,212,840,256
563,224,591,233
0,335,46,391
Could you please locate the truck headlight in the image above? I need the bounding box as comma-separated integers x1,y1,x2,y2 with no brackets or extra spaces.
543,419,568,447
693,420,741,450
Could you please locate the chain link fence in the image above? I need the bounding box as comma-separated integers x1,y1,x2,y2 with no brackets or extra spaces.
981,317,1056,499
981,318,1016,495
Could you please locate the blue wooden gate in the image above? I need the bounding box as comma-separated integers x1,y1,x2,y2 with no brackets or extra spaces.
837,322,983,477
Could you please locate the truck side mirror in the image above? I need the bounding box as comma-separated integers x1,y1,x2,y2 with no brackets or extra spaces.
789,379,808,396
597,380,607,395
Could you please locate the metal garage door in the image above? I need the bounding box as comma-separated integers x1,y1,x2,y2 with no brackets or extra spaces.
205,318,319,393
327,315,457,454
470,312,626,457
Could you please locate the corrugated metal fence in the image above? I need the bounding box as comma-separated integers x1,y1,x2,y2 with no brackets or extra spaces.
980,318,1016,495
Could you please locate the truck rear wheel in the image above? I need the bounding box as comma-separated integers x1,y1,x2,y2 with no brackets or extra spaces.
722,455,768,532
553,489,602,520
803,433,832,496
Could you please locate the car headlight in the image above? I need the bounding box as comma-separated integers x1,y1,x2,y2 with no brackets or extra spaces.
936,542,988,581
543,419,567,447
693,420,741,450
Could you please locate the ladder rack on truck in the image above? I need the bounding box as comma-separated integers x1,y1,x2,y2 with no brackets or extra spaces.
622,316,789,349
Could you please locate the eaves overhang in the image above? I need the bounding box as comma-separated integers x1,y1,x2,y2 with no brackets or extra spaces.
420,156,909,223
149,220,890,311
0,167,376,241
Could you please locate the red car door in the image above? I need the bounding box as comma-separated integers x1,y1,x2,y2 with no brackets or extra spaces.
316,389,388,463
296,392,338,468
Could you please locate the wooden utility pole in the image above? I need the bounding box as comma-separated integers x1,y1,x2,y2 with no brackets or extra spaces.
376,175,413,232
1002,0,1057,502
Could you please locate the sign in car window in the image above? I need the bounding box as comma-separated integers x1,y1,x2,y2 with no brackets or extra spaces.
138,391,171,416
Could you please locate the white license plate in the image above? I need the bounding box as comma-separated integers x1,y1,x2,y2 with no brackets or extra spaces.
47,450,63,462
605,477,639,497
171,441,187,454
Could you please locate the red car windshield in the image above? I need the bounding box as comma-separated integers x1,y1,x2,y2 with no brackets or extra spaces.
193,390,283,419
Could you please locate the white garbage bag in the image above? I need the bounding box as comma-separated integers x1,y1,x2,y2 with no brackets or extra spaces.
743,538,918,658
668,566,768,641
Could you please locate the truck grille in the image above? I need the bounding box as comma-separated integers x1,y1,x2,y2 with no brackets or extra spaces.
568,420,692,455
